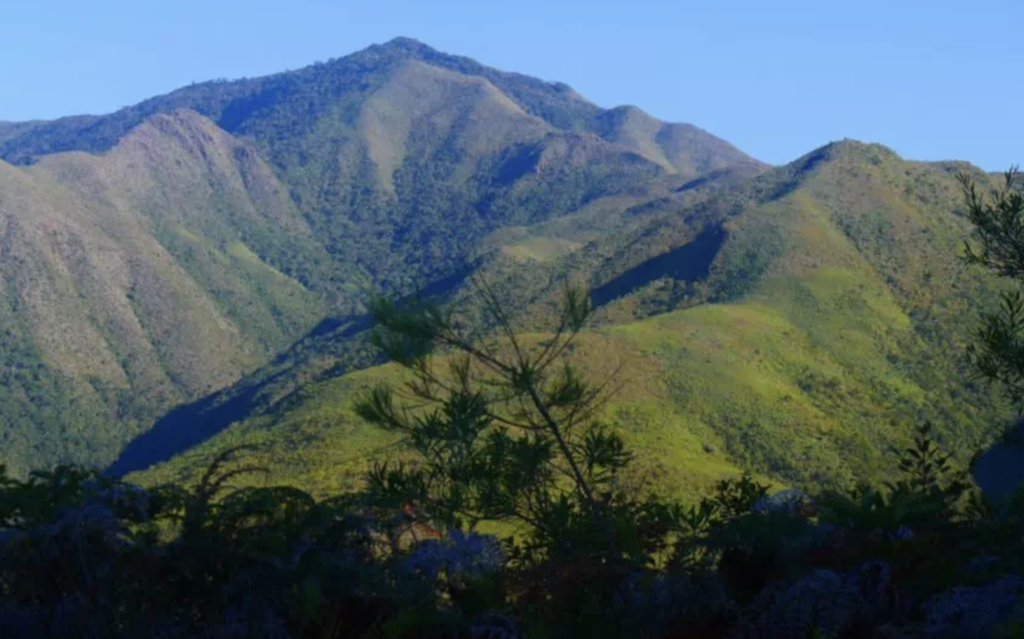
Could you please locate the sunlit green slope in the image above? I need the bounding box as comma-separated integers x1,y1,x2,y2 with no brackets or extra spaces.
130,142,1012,499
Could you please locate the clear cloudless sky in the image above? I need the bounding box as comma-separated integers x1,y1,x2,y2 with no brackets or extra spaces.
1,0,1020,170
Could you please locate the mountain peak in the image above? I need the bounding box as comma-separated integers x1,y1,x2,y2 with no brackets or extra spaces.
369,36,442,59
601,105,661,125
782,139,901,175
0,38,759,174
379,36,432,50
825,138,897,156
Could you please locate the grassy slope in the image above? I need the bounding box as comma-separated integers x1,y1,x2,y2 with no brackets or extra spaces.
0,40,757,297
591,105,764,178
130,142,1012,501
126,267,991,500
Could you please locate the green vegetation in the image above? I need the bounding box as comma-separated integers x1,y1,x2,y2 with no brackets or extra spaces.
960,169,1024,402
4,282,1024,638
0,39,760,475
3,39,1024,636
130,142,1012,505
0,113,331,475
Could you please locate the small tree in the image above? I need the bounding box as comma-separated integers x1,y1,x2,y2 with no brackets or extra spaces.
355,278,675,568
960,168,1024,405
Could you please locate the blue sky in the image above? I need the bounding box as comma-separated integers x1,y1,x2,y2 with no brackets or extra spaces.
1,0,1019,169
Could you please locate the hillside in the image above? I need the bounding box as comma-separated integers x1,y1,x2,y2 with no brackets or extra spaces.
1,39,762,295
0,110,332,474
127,142,1014,499
0,38,761,475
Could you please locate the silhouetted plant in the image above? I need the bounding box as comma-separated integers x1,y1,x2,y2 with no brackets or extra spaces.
355,278,696,636
355,279,654,558
961,168,1024,406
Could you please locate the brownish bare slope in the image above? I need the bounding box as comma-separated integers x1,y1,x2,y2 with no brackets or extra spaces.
0,110,328,474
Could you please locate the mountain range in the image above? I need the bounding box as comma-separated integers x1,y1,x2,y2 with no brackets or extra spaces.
0,38,1010,496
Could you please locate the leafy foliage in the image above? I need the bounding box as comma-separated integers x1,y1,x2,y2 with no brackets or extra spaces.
355,282,658,566
4,416,1024,637
961,169,1024,406
128,140,1013,507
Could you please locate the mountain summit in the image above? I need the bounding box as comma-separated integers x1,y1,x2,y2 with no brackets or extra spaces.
3,38,1005,499
0,37,758,172
0,39,763,474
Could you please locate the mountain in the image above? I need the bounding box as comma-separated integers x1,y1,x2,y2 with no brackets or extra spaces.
1,39,762,296
590,105,757,176
0,38,762,475
0,110,330,474
124,141,1013,499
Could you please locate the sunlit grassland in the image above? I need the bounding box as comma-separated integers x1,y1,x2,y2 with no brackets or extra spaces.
132,258,999,503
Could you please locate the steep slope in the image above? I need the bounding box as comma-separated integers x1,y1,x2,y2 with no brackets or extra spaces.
106,157,765,477
2,38,760,294
126,142,1012,497
590,105,761,178
0,110,329,475
0,39,762,475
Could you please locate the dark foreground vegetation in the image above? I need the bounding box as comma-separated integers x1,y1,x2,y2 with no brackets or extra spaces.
2,174,1024,638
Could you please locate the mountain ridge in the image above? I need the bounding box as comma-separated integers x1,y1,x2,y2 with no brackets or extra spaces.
119,139,1012,495
0,38,1008,503
0,39,764,475
0,37,760,172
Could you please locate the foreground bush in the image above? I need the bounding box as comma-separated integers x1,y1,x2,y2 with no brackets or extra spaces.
3,277,1024,638
0,438,1022,638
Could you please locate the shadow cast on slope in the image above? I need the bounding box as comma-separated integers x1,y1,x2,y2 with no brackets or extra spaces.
106,266,476,477
106,386,263,478
105,315,382,478
972,421,1024,502
590,226,725,307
